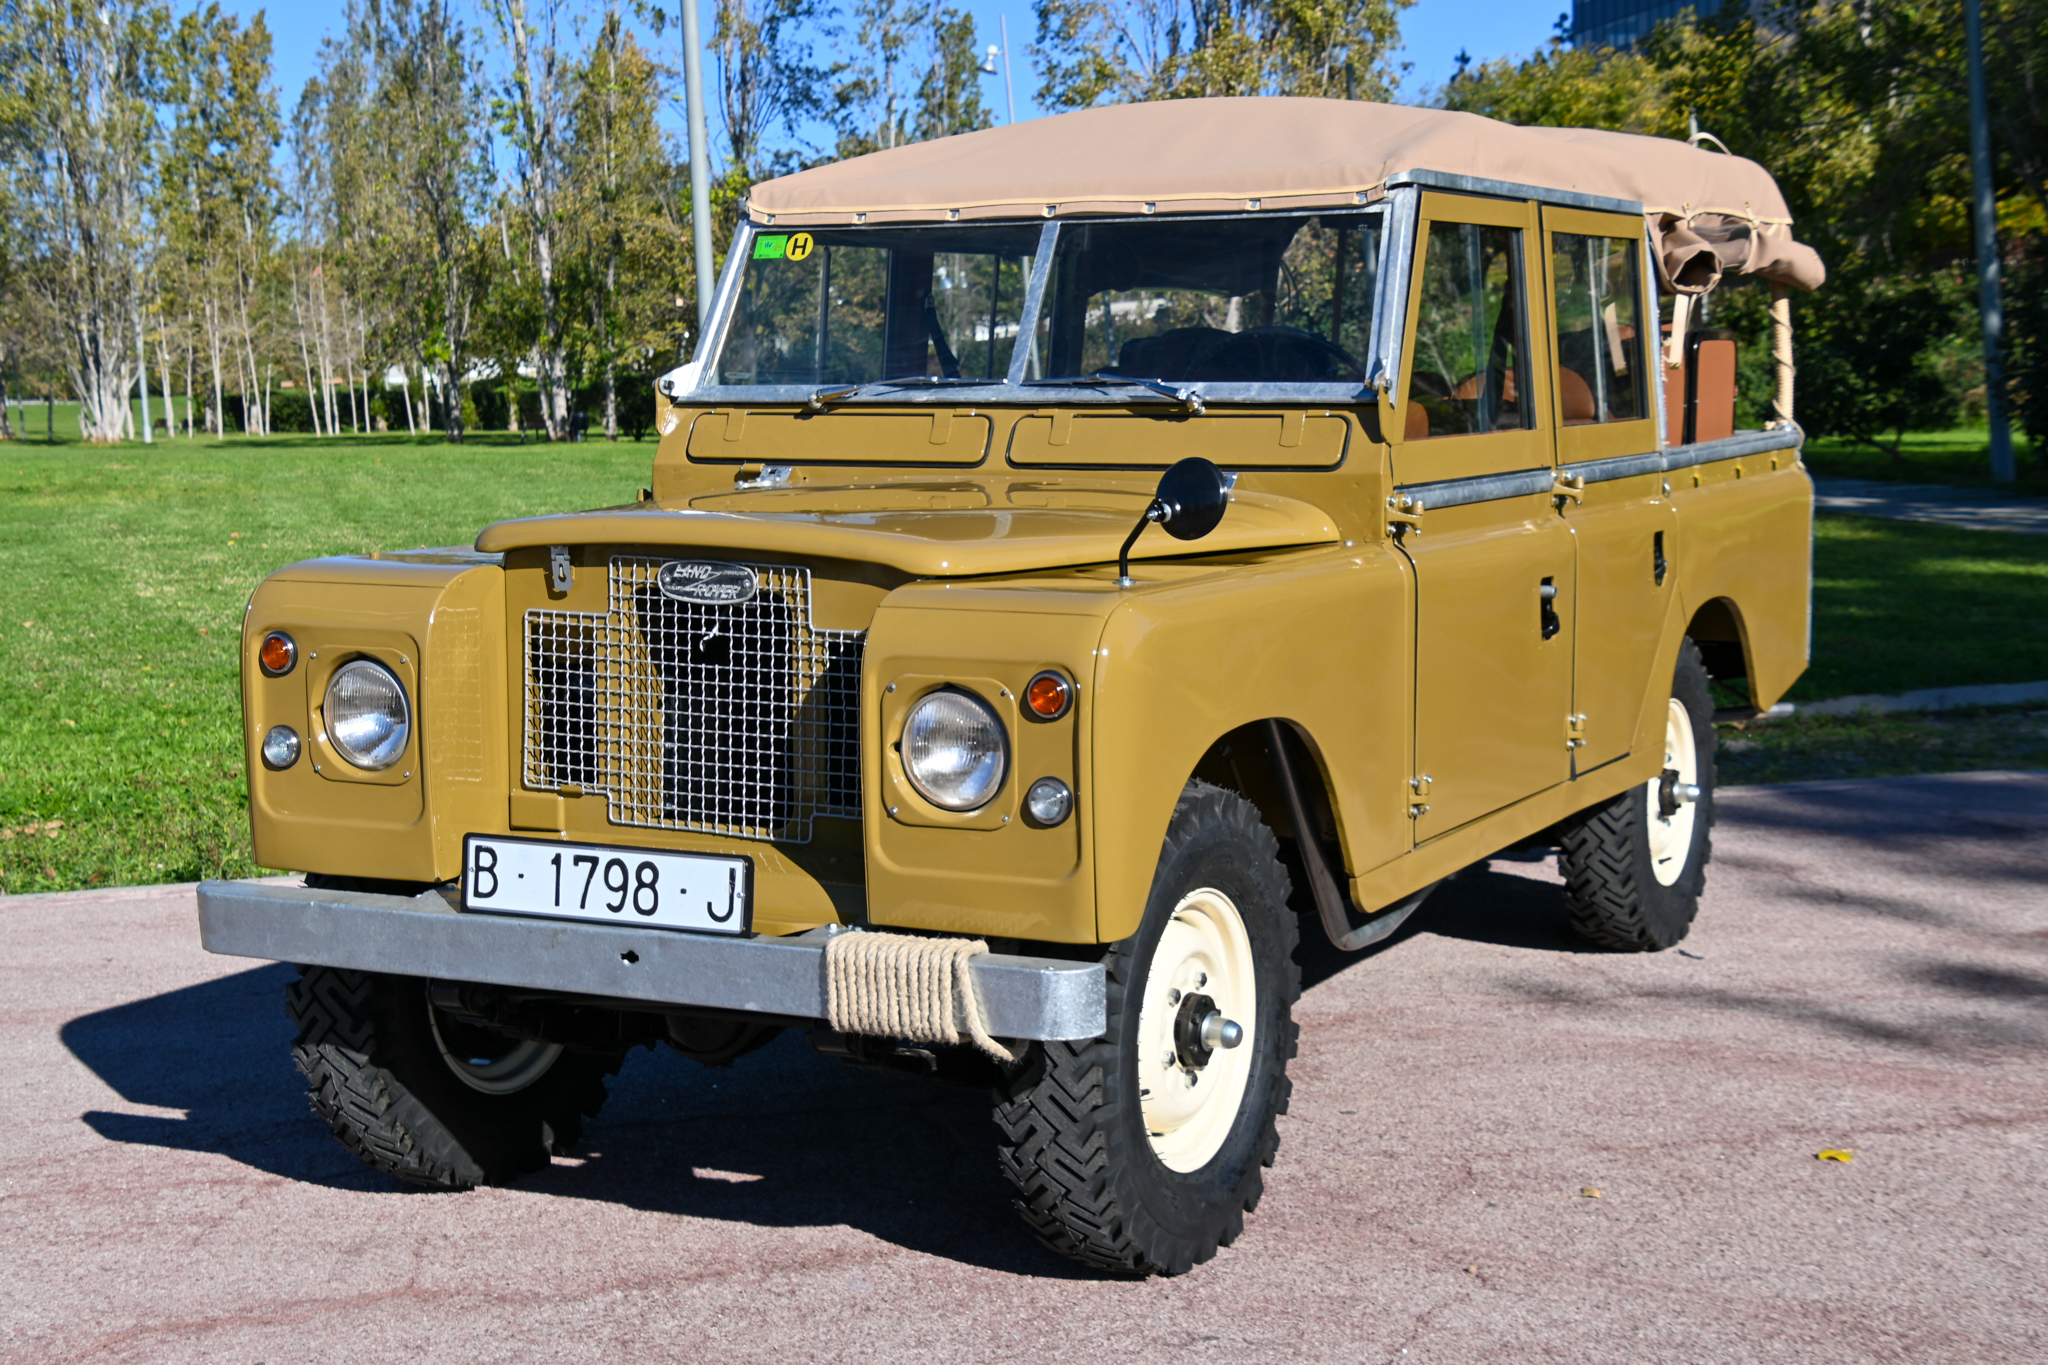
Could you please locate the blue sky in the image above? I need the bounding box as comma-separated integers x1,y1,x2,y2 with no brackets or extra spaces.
224,0,1560,150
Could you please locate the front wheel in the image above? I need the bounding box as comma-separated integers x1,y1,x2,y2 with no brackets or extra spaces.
1558,638,1717,950
994,781,1300,1275
287,966,618,1188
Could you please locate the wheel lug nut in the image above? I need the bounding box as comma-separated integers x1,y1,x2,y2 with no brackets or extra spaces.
1166,988,1180,1005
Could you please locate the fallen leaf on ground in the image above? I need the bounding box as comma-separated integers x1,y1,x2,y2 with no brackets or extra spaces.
1816,1149,1855,1163
1580,1187,1602,1198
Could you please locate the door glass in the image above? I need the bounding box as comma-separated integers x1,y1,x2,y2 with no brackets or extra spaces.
1550,232,1645,425
1405,222,1529,438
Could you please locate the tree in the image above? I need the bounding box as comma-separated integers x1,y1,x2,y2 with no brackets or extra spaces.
485,0,580,440
564,10,690,437
1030,0,1411,110
0,0,164,443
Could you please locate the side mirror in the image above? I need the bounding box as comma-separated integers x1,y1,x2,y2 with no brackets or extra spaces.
1118,457,1230,587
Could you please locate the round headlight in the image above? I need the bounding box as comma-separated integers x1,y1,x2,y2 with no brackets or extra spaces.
903,690,1007,811
325,660,410,771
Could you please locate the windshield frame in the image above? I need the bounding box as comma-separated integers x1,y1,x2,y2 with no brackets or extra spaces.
684,194,1416,407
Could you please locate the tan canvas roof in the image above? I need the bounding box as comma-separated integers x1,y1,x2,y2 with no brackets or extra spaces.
750,97,1824,292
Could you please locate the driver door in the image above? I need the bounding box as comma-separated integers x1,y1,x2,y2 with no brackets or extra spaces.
1388,193,1576,841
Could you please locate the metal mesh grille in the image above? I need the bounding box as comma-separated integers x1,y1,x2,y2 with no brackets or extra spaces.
522,557,863,843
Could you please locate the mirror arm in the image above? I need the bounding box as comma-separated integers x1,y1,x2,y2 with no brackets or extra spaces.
1117,501,1168,588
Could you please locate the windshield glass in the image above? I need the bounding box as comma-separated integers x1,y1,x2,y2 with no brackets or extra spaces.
1032,210,1382,385
714,224,1043,387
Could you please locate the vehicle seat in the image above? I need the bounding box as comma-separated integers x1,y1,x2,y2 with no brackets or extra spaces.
1559,366,1599,424
1115,327,1231,381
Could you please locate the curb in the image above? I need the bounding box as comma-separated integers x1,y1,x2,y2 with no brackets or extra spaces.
1758,679,2048,720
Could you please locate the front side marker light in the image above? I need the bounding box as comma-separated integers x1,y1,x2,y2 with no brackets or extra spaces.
1026,777,1073,827
261,725,301,770
1024,670,1073,721
259,631,297,677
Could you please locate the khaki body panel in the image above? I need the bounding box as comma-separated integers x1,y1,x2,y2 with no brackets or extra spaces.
245,560,507,882
1404,493,1575,839
1563,472,1681,774
861,590,1109,941
1087,545,1415,942
1671,455,1813,708
687,408,993,465
1008,411,1349,468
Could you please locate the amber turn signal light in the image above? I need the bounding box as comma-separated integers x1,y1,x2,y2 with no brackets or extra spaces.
1024,670,1073,720
259,631,298,677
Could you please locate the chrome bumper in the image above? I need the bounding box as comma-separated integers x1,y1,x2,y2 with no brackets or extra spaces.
196,880,1106,1042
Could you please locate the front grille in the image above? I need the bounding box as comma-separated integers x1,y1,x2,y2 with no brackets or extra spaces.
523,557,863,843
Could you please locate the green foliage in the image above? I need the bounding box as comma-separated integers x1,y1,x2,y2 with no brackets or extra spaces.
2010,234,2048,458
1032,0,1411,110
1797,265,1977,456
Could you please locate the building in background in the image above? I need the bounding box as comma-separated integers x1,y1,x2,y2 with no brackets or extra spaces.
1572,0,1706,48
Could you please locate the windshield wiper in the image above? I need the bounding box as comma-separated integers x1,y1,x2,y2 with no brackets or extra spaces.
804,375,990,412
1023,372,1206,415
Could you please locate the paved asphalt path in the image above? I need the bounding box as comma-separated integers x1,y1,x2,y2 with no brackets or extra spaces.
5,772,2044,1364
1811,476,2048,536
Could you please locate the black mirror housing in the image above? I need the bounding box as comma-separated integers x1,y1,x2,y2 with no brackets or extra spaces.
1118,457,1230,586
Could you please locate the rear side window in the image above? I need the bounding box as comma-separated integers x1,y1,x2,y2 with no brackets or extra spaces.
1550,232,1645,425
1405,222,1531,438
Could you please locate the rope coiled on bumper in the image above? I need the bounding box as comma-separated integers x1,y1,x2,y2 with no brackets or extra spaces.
825,931,1014,1062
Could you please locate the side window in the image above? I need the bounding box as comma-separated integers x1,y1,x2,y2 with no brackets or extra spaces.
1405,222,1530,438
1549,232,1645,425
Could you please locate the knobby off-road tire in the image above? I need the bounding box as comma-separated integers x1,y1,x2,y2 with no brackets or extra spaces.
994,781,1301,1276
288,966,618,1189
1559,638,1717,951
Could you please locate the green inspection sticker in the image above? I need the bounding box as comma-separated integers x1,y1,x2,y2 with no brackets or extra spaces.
753,234,788,260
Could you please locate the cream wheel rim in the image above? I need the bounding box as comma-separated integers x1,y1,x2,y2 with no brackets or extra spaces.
429,1003,564,1096
1135,888,1257,1173
1647,696,1700,887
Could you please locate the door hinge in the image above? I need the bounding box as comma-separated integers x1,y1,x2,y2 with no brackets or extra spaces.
1408,772,1433,817
1552,473,1586,505
1387,494,1424,536
1565,713,1588,750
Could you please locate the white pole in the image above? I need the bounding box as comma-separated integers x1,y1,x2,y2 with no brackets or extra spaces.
681,0,717,335
1000,14,1015,124
134,296,153,444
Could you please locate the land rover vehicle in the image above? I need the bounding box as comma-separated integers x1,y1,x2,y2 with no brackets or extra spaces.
199,98,1824,1276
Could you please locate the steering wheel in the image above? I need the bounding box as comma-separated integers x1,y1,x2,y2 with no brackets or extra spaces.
1184,326,1364,383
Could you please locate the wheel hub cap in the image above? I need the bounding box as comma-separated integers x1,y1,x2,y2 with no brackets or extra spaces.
1136,888,1257,1172
1645,696,1701,888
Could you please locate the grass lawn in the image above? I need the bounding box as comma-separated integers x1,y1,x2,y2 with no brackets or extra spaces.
1793,512,2048,701
1803,426,2048,496
3,434,2045,895
1718,704,2048,786
0,431,652,896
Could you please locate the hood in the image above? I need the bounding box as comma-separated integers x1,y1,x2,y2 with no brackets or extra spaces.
474,484,1339,577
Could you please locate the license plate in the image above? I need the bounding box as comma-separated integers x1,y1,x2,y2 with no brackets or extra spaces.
461,835,751,935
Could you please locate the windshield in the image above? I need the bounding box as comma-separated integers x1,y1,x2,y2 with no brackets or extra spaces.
1033,211,1380,385
714,224,1042,387
707,209,1384,395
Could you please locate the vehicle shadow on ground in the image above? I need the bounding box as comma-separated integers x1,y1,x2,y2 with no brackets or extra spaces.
57,963,1089,1276
1296,853,1593,992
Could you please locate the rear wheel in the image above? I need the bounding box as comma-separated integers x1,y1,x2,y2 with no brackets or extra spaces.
287,966,618,1189
994,781,1300,1275
1558,639,1717,950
